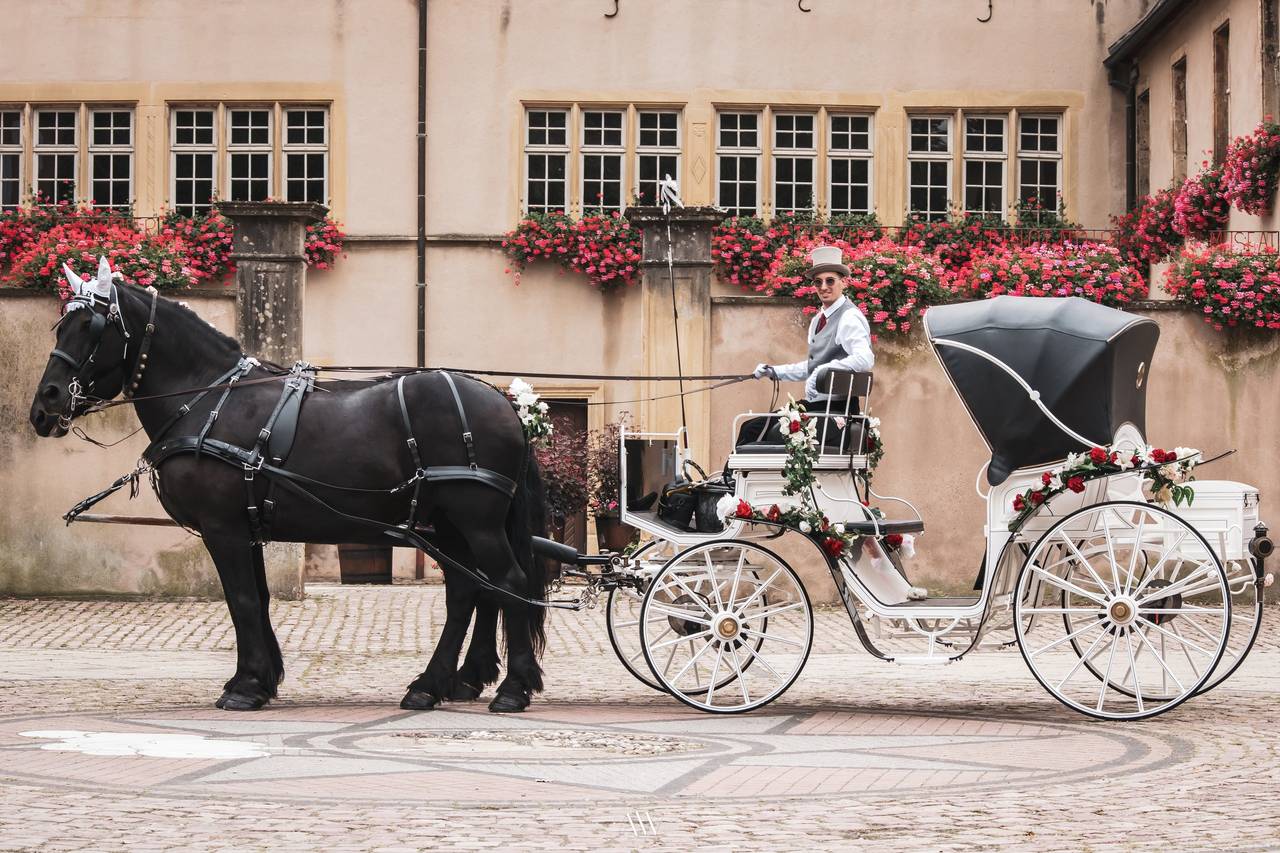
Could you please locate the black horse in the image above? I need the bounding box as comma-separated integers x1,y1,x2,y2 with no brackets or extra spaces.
29,263,548,713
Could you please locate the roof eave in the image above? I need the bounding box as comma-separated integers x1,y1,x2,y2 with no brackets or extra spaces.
1104,0,1196,72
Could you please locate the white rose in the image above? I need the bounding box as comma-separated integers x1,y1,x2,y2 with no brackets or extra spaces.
537,401,549,413
716,494,737,520
868,417,881,429
900,534,916,560
516,392,539,408
798,520,812,533
1047,474,1063,491
1174,447,1200,463
1064,452,1085,469
508,378,532,397
1117,454,1135,471
833,522,845,534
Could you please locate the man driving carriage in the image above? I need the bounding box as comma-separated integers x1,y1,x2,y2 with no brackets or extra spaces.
753,244,874,405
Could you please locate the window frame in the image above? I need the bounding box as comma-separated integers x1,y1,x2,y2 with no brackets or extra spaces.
961,113,1007,218
0,108,21,211
282,106,329,205
771,111,817,214
715,110,763,218
1016,113,1063,215
88,108,134,210
579,108,626,214
226,106,273,203
906,113,953,221
827,112,874,216
170,106,219,216
635,109,680,207
523,107,570,214
33,107,79,204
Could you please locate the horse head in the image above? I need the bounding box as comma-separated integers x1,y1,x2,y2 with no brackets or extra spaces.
29,256,137,437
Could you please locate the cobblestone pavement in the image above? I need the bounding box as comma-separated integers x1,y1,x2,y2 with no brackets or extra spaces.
0,585,1277,852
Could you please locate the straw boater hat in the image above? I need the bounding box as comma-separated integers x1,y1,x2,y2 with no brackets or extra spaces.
807,245,850,279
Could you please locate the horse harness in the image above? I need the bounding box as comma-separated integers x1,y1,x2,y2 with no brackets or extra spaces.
140,366,517,545
54,285,158,423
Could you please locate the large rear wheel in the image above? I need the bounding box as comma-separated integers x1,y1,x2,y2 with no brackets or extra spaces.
1014,501,1230,721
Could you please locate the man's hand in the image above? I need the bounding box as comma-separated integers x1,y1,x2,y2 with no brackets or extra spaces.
806,365,830,398
753,363,777,380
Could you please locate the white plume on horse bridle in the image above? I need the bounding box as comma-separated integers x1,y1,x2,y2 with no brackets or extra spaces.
62,255,123,313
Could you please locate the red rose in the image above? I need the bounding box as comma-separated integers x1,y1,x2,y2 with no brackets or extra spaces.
1067,476,1086,493
1090,447,1109,464
1030,491,1045,506
1130,454,1141,467
885,533,904,549
1042,472,1052,486
1013,494,1026,512
1151,448,1168,463
788,420,802,434
821,536,846,558
766,504,782,522
734,499,754,519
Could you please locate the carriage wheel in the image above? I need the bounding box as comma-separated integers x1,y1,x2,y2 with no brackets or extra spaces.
606,539,675,693
608,538,769,695
1014,501,1230,721
640,540,812,714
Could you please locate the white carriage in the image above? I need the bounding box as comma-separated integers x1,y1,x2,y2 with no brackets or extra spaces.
583,296,1273,721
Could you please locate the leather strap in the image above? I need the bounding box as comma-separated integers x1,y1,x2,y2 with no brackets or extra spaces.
440,371,477,469
396,376,426,526
123,288,158,398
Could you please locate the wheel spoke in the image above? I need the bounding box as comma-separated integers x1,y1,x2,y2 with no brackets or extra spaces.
1124,513,1147,596
727,549,747,609
1137,616,1217,658
1056,532,1113,595
667,573,716,616
1100,508,1123,593
1028,618,1105,658
728,643,751,704
704,552,725,610
646,603,712,625
740,627,804,648
1097,629,1121,712
738,639,784,679
1022,607,1106,614
743,600,804,620
703,645,725,704
1030,564,1107,605
670,635,716,683
1133,626,1186,694
1136,562,1216,605
650,628,711,651
1055,624,1113,691
1124,630,1144,713
1130,531,1188,600
736,567,783,611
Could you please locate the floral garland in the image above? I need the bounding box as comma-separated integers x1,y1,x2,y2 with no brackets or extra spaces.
1221,120,1280,216
716,398,887,560
507,378,552,445
1007,445,1201,531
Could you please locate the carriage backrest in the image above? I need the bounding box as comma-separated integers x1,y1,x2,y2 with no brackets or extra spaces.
817,369,873,405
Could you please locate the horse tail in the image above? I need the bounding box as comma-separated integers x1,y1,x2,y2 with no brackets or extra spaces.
508,440,549,656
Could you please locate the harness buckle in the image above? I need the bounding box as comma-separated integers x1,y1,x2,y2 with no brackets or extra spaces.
258,427,271,444
243,456,264,480
406,437,418,450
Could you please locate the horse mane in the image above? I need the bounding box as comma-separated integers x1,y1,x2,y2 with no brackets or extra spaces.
119,282,245,358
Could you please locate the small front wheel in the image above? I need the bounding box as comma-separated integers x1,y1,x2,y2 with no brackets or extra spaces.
640,540,813,713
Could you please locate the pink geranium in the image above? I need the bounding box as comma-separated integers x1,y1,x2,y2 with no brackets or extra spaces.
1164,244,1280,331
1220,120,1280,216
1172,164,1230,240
956,241,1147,306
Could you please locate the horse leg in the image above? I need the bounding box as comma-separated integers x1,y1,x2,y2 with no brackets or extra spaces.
450,598,501,701
204,534,280,711
251,544,285,689
457,526,542,713
401,526,477,710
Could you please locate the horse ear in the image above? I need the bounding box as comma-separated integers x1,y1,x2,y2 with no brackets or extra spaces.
93,256,113,295
62,263,85,296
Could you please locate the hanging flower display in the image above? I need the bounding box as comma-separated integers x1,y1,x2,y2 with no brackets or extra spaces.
711,217,776,292
1220,120,1280,216
161,209,234,282
1008,445,1202,530
900,212,1011,278
304,214,347,270
507,378,553,445
4,220,196,292
501,211,641,291
1110,187,1184,266
1172,164,1230,240
1164,244,1280,330
955,241,1148,306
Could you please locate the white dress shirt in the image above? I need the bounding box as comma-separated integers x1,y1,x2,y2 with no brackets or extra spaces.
771,295,875,400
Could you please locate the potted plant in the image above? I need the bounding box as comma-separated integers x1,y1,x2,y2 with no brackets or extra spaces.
534,425,589,544
587,416,635,552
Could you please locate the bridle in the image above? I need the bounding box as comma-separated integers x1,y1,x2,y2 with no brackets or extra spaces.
51,284,158,428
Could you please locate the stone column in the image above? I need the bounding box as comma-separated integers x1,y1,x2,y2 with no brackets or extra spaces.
217,201,327,599
624,206,722,466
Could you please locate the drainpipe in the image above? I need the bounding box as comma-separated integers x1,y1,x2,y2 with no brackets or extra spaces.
417,0,428,368
1108,58,1138,211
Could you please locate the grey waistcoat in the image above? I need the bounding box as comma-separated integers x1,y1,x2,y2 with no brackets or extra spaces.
806,299,854,396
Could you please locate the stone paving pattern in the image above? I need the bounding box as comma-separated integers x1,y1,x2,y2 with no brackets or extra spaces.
0,585,1277,852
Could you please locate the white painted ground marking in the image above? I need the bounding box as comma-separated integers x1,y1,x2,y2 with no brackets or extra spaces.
19,730,270,759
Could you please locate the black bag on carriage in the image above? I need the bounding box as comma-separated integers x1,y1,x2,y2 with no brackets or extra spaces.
657,460,734,533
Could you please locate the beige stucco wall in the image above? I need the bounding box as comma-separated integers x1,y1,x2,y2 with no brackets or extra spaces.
0,291,303,599
712,299,1280,601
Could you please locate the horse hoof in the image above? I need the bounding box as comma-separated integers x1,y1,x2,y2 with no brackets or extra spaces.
400,689,441,711
448,680,483,702
488,692,530,713
216,691,267,711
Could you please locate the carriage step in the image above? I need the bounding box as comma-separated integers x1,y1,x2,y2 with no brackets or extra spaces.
890,655,954,666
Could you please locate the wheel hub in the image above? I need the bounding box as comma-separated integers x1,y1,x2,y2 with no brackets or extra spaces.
1107,596,1137,627
715,614,741,641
